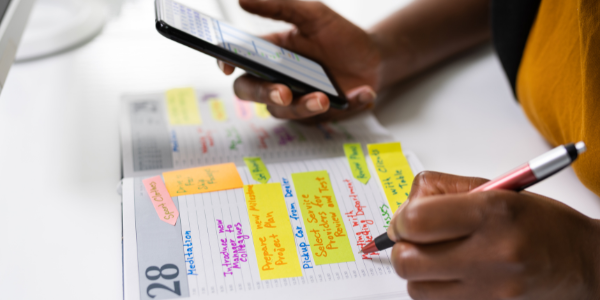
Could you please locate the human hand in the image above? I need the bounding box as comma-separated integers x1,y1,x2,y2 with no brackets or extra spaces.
387,171,600,299
218,0,381,123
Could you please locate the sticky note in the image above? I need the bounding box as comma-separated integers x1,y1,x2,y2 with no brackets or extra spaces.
162,163,243,196
234,97,253,120
367,142,415,213
244,157,270,184
244,184,303,280
208,98,228,121
142,176,179,226
165,88,202,125
291,171,354,265
254,103,271,119
343,143,371,184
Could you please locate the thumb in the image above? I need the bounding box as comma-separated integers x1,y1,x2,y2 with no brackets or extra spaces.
239,0,336,35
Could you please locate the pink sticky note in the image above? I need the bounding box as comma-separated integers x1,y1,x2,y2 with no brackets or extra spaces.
143,176,179,226
234,96,253,120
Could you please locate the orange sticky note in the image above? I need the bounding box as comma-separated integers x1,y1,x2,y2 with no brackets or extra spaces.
162,163,244,196
142,176,179,226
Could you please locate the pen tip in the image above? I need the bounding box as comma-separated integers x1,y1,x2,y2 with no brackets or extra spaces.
358,250,363,254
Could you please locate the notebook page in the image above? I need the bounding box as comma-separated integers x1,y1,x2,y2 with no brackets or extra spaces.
119,88,393,178
123,155,421,300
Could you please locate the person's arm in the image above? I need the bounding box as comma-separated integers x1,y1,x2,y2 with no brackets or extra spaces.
219,0,490,122
387,172,600,299
370,0,490,89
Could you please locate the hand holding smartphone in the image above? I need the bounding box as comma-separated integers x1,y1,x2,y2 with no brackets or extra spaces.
155,0,349,110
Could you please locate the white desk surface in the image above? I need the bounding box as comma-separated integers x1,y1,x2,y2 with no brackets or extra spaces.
1,1,598,299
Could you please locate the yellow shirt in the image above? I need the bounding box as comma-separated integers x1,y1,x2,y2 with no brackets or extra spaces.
517,0,600,196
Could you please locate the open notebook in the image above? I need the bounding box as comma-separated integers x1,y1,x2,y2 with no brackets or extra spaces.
119,87,421,300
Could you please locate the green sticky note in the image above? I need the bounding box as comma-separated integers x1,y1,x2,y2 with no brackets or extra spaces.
244,157,270,184
291,171,355,265
343,143,371,184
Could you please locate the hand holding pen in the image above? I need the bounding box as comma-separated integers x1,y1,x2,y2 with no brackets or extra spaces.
361,142,600,299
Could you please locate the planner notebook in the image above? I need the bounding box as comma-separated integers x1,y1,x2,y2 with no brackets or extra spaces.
119,87,422,300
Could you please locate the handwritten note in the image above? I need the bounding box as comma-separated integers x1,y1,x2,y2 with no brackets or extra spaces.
142,176,179,226
208,98,228,121
244,184,302,280
291,171,354,265
162,163,243,196
343,143,371,184
254,103,271,119
367,142,415,213
234,96,253,120
165,88,202,125
243,157,271,184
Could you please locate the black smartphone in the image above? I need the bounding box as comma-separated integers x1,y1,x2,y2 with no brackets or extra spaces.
155,0,349,110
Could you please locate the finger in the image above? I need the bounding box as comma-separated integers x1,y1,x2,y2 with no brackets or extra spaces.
239,0,335,35
294,85,376,124
408,171,489,201
392,240,468,281
260,32,286,46
267,92,329,120
346,85,377,107
217,60,235,75
233,74,293,106
388,192,491,243
407,280,465,300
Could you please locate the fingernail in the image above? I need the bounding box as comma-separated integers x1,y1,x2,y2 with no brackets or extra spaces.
386,200,409,242
270,90,283,105
358,90,377,104
218,61,224,72
306,98,323,112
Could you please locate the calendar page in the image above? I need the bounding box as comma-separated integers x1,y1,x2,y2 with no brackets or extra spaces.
120,87,422,300
123,154,422,300
119,87,392,178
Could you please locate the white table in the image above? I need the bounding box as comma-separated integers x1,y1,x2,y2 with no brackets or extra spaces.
0,1,598,299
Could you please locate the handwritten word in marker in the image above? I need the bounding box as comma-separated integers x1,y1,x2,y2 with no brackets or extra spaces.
291,171,354,265
344,179,378,260
162,163,243,196
226,127,242,150
367,142,415,213
165,87,202,125
216,220,250,277
183,231,197,275
254,103,271,119
208,98,228,121
343,143,371,184
142,176,179,226
244,184,302,280
244,157,271,184
234,97,253,120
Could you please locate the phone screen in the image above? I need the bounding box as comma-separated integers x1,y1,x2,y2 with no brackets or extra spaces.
159,0,339,96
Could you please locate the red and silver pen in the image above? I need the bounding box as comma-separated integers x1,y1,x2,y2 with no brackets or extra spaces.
360,141,587,254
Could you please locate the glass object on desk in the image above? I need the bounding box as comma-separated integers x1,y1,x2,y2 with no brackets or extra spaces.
15,0,109,61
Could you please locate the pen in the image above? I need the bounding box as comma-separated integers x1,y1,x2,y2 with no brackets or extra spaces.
359,141,588,254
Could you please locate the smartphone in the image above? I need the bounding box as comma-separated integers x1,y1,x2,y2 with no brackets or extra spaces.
155,0,349,110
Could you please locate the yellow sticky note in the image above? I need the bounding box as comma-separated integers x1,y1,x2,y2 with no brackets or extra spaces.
244,184,302,280
208,98,228,121
162,163,243,196
367,142,415,213
291,171,354,265
244,157,270,184
254,103,271,119
343,143,371,184
166,88,202,125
